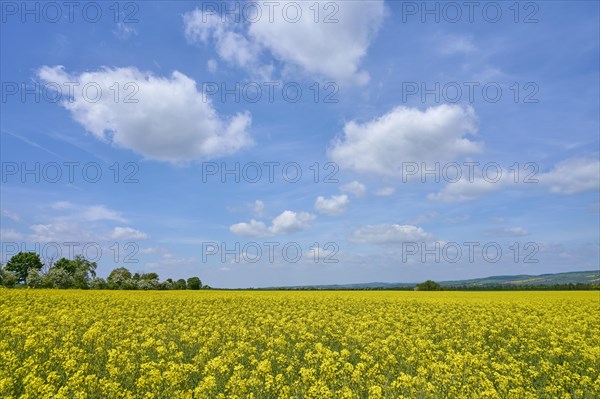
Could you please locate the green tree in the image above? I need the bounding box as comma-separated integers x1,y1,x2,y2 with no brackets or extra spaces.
138,279,159,290
5,252,44,283
71,269,90,289
187,277,201,290
72,255,97,279
141,272,159,280
54,257,77,274
89,277,108,290
49,256,96,289
2,272,18,287
107,267,133,289
137,272,159,290
44,268,73,289
1,263,18,287
415,280,443,291
26,269,45,288
175,279,187,290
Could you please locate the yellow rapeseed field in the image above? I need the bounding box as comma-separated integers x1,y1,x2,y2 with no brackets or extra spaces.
0,289,598,398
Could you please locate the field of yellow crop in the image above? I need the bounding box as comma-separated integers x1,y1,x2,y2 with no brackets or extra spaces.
0,290,598,399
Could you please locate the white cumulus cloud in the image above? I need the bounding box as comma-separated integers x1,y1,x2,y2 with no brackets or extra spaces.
29,221,88,243
183,1,385,85
315,194,349,216
375,187,395,196
37,65,252,163
252,200,265,217
340,181,366,197
229,219,269,238
349,224,431,244
484,227,530,237
540,157,600,194
230,210,315,237
329,105,481,176
427,175,507,202
1,210,21,222
82,205,127,223
1,229,23,241
270,211,315,235
502,227,529,236
109,227,148,240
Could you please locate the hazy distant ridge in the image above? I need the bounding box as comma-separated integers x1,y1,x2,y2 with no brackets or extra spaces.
261,270,600,290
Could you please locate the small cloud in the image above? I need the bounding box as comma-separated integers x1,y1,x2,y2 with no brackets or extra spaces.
230,210,315,238
82,205,127,222
315,195,349,216
113,22,138,39
504,227,529,236
139,247,160,254
540,157,600,194
109,227,148,240
28,221,87,242
1,210,21,222
229,219,269,238
341,181,366,197
428,175,507,202
50,201,73,210
253,200,265,217
1,228,23,240
145,253,197,269
349,224,431,244
308,246,338,261
207,59,218,73
24,203,136,243
406,211,438,225
270,211,315,235
484,227,529,237
439,34,477,55
375,187,395,196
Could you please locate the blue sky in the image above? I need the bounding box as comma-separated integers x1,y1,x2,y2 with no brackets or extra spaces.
1,1,598,288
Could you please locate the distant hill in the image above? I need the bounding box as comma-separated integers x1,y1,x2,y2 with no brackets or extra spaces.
258,270,599,290
438,270,600,287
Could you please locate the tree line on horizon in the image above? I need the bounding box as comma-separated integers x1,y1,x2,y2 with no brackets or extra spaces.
0,252,208,290
2,252,597,291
